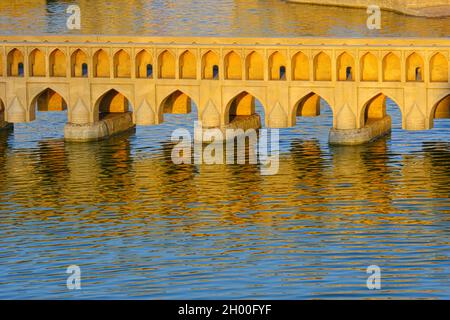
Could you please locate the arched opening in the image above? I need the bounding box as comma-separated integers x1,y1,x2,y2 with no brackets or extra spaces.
29,49,46,77
362,93,402,129
246,51,264,80
161,90,194,115
383,53,401,82
224,51,242,80
114,50,131,78
337,52,354,81
430,53,448,82
361,52,378,81
430,94,450,128
136,50,153,78
269,51,287,80
96,89,131,120
225,91,265,125
93,49,110,78
292,51,309,81
202,50,219,80
71,49,88,77
49,49,66,77
158,50,175,79
7,49,24,77
314,52,331,81
293,92,333,127
31,88,67,112
406,53,424,82
179,50,197,79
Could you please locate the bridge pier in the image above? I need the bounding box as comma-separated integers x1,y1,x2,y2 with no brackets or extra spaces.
64,112,135,142
329,115,391,145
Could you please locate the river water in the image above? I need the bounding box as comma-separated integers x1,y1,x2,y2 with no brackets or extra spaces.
0,0,449,299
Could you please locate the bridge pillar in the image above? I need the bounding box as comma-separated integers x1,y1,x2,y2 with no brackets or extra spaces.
403,87,428,130
329,85,391,145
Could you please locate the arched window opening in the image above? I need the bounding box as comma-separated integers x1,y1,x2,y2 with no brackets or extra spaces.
415,67,422,82
18,63,24,77
146,64,153,78
346,67,353,81
82,63,88,77
213,65,219,80
280,66,286,80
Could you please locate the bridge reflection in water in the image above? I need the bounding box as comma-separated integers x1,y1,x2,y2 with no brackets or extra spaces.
0,100,449,298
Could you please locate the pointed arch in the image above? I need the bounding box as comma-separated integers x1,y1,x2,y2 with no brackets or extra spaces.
337,52,354,81
49,49,66,77
246,51,264,80
0,98,5,122
314,52,331,81
225,91,266,125
202,50,219,80
159,89,197,116
93,49,110,78
29,48,46,77
430,53,448,83
224,51,242,80
158,50,175,79
292,91,333,126
136,50,153,78
361,92,403,127
361,52,378,81
292,51,309,81
269,51,287,80
179,50,197,79
383,52,401,82
71,49,88,77
406,52,424,82
29,87,68,123
430,94,450,128
95,89,132,120
114,49,131,78
7,48,24,77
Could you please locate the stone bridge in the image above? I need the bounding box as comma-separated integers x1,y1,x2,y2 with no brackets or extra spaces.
0,35,449,144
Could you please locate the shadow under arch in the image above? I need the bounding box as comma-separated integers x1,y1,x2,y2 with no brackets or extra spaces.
292,91,333,126
94,89,133,120
158,89,198,123
29,87,68,122
430,94,450,129
224,90,266,125
361,92,403,127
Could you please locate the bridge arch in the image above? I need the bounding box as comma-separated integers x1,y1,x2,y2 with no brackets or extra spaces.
269,51,287,80
246,51,264,80
49,49,66,77
136,50,153,78
71,49,88,77
93,49,110,78
7,48,24,77
114,49,131,78
157,89,199,124
360,92,403,128
430,52,448,82
406,52,424,82
202,50,219,80
0,98,5,122
337,52,355,81
360,52,378,81
292,51,309,81
224,51,242,80
158,50,176,79
291,91,333,126
29,48,46,77
179,50,197,79
314,51,331,81
429,93,450,128
30,87,68,113
94,89,133,120
224,90,266,125
383,52,401,82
